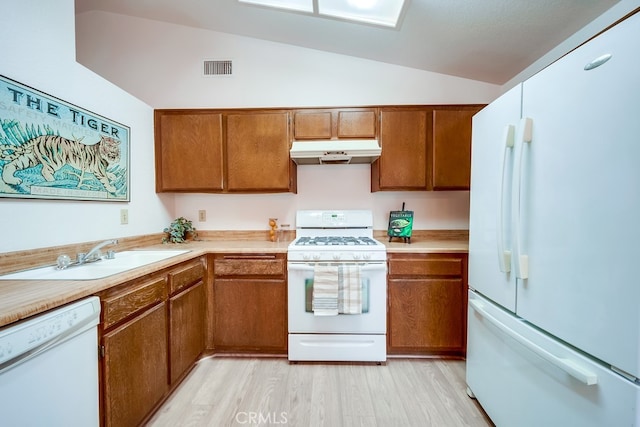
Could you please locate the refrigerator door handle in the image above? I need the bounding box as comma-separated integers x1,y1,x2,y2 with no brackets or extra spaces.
496,124,515,273
512,117,533,279
469,297,598,386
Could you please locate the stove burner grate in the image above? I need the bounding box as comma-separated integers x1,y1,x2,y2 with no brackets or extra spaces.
294,236,380,246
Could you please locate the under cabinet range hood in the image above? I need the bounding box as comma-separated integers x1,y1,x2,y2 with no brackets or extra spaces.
290,139,381,165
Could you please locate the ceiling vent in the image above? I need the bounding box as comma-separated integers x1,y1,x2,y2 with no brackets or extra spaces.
203,60,233,77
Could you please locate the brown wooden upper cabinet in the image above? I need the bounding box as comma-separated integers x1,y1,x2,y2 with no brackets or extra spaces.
225,111,295,193
155,105,482,194
373,107,429,191
155,111,224,192
431,106,485,190
293,108,376,140
372,105,484,191
155,109,296,193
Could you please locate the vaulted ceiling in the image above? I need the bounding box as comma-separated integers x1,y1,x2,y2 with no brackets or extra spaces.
75,0,619,85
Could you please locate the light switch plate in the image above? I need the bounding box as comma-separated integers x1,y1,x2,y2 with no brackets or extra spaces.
120,209,128,225
198,210,206,222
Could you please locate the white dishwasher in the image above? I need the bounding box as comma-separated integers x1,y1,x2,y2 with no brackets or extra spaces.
0,296,101,427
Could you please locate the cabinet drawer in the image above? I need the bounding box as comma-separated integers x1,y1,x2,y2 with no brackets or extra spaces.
102,277,167,329
388,258,463,277
169,260,205,295
214,257,285,277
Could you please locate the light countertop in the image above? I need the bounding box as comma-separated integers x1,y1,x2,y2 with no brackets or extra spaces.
0,232,467,328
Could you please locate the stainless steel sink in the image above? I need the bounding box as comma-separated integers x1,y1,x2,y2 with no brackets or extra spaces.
0,250,191,280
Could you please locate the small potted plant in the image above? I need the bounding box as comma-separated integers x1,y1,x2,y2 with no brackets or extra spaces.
162,217,197,243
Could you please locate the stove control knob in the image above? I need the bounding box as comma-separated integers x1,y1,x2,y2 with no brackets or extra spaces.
312,253,321,261
363,253,372,260
352,253,362,260
302,253,311,261
332,253,342,260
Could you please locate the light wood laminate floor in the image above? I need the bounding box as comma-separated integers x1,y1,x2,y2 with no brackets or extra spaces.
147,357,492,427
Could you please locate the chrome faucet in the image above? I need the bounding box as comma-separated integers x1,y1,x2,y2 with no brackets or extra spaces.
78,239,118,264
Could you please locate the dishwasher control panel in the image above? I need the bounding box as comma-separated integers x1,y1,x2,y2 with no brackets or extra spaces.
0,297,100,371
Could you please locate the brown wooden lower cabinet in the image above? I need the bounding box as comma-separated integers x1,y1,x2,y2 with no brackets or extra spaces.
387,253,468,356
213,254,287,353
102,302,168,427
167,259,207,384
94,250,470,425
98,257,206,427
169,280,206,384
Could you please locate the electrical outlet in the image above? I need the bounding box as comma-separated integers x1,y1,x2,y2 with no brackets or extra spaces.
198,209,206,222
120,209,128,225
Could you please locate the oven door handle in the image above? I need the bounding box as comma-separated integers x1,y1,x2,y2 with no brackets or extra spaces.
287,263,387,272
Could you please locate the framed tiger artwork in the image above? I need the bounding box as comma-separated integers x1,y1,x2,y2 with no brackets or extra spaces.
0,74,130,201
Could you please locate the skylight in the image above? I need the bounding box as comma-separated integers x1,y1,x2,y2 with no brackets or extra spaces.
239,0,313,13
238,0,406,28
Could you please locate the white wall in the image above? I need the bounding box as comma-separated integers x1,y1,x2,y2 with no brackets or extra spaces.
75,12,500,109
0,0,173,253
174,165,472,232
75,11,501,233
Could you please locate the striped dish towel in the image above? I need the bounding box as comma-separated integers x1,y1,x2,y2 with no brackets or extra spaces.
338,265,362,314
312,265,339,316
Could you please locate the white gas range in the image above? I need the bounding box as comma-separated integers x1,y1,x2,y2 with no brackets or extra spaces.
287,210,387,362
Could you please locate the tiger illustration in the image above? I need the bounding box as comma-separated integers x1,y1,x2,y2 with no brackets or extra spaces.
0,135,121,193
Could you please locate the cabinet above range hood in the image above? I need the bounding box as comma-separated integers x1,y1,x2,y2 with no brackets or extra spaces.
290,139,381,165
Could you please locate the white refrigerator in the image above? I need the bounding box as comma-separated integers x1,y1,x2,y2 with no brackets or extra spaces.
467,11,640,426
